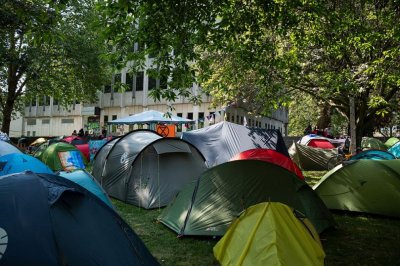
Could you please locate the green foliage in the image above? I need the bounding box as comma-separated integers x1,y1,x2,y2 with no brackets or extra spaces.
288,92,320,136
0,0,111,133
98,0,400,137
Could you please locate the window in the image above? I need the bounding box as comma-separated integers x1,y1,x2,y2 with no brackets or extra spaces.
177,113,183,132
125,72,133,92
104,84,111,93
136,72,144,91
187,112,193,120
32,131,36,137
148,76,157,90
231,115,235,123
27,131,30,137
42,119,50,124
104,115,109,126
160,76,168,90
53,98,58,106
241,116,244,125
61,118,74,124
27,119,36,126
44,96,50,106
111,115,117,132
198,112,204,128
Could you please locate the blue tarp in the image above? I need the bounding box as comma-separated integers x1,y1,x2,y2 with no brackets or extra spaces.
350,149,396,161
58,169,114,208
0,153,53,176
107,110,194,125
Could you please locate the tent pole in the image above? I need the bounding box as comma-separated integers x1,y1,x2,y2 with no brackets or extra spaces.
158,154,160,210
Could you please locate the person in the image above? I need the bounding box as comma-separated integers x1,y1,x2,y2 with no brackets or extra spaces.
78,128,84,137
304,124,312,135
72,130,77,136
343,136,350,154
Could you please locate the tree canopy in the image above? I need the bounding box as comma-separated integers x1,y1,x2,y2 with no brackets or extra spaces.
99,0,400,141
0,0,110,133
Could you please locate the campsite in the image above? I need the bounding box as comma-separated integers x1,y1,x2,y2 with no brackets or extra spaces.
1,122,400,265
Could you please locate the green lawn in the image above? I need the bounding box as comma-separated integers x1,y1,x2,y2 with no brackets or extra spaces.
112,171,400,265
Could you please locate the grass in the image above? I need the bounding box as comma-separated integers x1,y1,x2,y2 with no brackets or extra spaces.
111,171,400,265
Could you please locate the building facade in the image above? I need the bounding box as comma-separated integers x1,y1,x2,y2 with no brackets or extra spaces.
11,65,288,137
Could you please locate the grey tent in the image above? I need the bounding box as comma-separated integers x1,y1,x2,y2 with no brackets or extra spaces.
91,137,121,179
93,130,207,209
158,160,335,236
313,160,400,217
181,121,289,167
289,143,338,171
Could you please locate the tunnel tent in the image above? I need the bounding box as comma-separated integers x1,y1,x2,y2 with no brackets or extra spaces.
94,130,207,209
213,202,325,266
313,160,400,217
289,143,338,171
231,148,304,180
158,160,335,236
181,121,289,167
91,137,121,178
0,171,159,265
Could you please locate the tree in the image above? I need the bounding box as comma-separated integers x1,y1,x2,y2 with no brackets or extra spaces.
0,0,110,134
98,1,400,145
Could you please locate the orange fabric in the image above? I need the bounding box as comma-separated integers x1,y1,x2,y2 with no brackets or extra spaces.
156,124,176,137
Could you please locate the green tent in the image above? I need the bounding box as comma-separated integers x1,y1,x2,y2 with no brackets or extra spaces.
214,202,325,266
289,143,338,171
313,160,400,217
385,137,400,148
40,142,87,171
158,160,335,236
361,137,387,151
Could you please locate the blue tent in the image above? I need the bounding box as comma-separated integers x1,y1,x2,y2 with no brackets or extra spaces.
350,149,396,161
0,171,159,265
389,141,400,158
0,141,22,156
0,153,53,176
58,169,114,208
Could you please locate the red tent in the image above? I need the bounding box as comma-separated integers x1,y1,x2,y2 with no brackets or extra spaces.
62,136,86,145
307,139,335,149
75,143,90,161
231,148,304,180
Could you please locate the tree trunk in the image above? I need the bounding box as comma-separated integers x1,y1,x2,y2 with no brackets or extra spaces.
1,102,14,134
316,102,331,129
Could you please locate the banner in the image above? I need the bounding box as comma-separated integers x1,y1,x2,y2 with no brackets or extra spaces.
89,140,107,161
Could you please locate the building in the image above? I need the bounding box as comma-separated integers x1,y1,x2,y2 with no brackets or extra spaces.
11,63,288,138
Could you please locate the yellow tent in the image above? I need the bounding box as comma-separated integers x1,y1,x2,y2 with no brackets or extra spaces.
213,202,325,266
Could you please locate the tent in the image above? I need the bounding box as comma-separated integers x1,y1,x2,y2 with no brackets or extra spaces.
91,137,121,179
0,141,22,156
349,149,396,161
108,110,194,125
158,160,335,236
361,137,387,151
214,202,325,266
63,135,87,145
0,153,53,176
289,143,338,171
181,121,289,167
58,169,113,209
0,171,159,265
231,148,304,180
313,160,400,217
39,142,87,171
93,130,207,209
88,139,108,161
32,140,50,158
385,137,399,148
75,143,90,161
389,141,400,158
299,134,335,149
29,137,47,147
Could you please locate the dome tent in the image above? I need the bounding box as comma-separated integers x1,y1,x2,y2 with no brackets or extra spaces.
231,148,304,180
0,153,53,176
313,160,400,217
39,142,87,171
0,171,159,265
91,137,121,179
93,130,207,209
158,160,335,236
0,140,22,157
214,202,325,266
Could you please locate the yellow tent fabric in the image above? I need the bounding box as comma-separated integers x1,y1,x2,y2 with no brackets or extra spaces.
213,202,325,266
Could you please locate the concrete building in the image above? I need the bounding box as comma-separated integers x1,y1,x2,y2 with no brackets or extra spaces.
11,63,288,137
